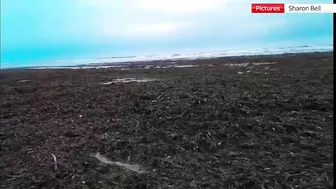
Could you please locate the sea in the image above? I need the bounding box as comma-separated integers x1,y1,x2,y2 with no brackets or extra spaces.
0,44,333,69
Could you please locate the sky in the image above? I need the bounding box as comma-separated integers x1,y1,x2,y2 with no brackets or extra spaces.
1,0,333,67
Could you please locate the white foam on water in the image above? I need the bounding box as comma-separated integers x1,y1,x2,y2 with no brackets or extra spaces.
31,65,126,70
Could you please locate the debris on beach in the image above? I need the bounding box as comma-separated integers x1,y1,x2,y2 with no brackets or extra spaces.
251,62,277,66
206,64,216,67
224,62,277,67
0,52,333,189
173,65,198,68
17,79,31,83
138,64,199,69
225,62,250,67
92,152,147,174
101,78,157,85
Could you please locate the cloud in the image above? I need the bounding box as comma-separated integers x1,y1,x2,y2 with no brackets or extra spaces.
132,0,227,13
96,23,182,40
128,23,179,35
74,0,121,8
69,0,230,39
76,0,228,13
1,0,332,54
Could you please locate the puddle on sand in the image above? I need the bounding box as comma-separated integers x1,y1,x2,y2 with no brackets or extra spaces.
92,152,147,174
101,78,157,85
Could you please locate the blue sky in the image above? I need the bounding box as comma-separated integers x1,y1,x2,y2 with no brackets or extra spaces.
1,0,333,67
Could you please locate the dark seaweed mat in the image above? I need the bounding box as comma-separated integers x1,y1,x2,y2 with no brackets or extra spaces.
0,52,333,189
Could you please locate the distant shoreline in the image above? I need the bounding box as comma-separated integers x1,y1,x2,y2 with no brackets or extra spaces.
1,51,333,71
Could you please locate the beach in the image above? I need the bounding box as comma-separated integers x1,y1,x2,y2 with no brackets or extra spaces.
0,52,333,188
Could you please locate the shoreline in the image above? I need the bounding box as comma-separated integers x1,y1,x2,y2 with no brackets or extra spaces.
1,51,333,71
